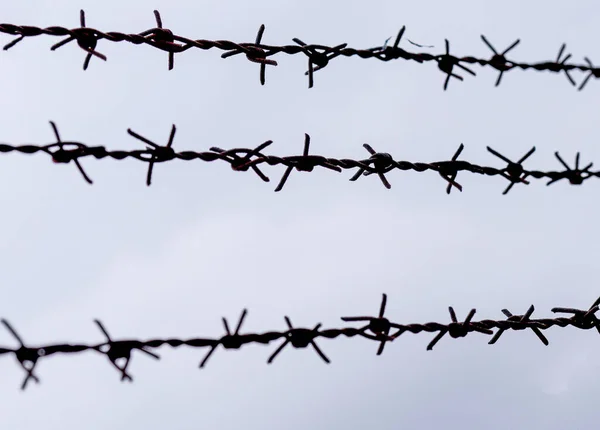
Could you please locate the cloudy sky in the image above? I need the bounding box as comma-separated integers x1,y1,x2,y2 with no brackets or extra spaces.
0,0,599,428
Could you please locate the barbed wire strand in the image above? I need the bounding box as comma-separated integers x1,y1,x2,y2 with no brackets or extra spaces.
1,9,599,89
1,294,599,390
1,121,598,194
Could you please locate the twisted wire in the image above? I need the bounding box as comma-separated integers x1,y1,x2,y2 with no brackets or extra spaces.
2,121,598,194
1,294,598,390
1,9,599,89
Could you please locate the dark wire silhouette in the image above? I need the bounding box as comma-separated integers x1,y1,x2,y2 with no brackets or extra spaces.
0,121,597,194
0,10,598,89
1,294,599,390
49,10,107,70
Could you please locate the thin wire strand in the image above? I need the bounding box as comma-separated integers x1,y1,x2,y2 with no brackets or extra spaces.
0,10,599,89
2,122,598,193
1,294,598,390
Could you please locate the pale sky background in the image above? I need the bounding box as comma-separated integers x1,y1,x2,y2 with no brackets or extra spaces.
0,1,599,429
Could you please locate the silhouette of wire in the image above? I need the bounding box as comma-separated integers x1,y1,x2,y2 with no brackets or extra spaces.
1,121,598,194
0,9,598,89
1,294,598,390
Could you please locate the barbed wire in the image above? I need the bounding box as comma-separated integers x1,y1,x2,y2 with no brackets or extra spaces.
1,294,598,390
1,9,599,89
2,121,598,194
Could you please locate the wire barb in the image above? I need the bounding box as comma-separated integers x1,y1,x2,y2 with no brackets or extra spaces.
375,26,424,64
49,10,107,70
199,309,248,368
438,144,465,194
221,25,278,85
274,134,341,192
127,124,177,186
553,43,577,86
547,152,593,186
427,307,493,350
268,316,329,364
488,306,549,345
480,35,520,86
138,10,180,70
437,39,476,90
210,140,273,182
94,320,160,382
48,121,93,184
341,293,401,355
551,296,600,332
293,37,347,88
1,319,44,390
578,57,600,90
350,144,394,189
486,146,535,194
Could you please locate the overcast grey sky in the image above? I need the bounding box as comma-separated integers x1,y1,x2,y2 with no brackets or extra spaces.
0,0,599,428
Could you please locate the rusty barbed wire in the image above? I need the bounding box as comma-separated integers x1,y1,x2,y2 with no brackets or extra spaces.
1,121,598,194
1,294,598,390
1,9,599,89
